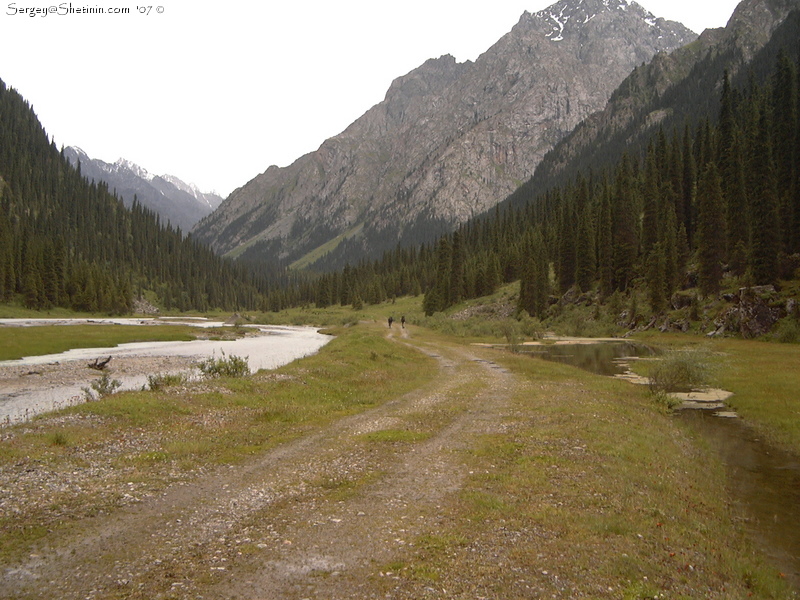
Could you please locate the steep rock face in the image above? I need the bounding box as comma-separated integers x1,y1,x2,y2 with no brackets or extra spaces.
193,0,694,267
527,0,800,192
64,147,223,232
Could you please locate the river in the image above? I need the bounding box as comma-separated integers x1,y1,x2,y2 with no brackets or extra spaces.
0,318,332,424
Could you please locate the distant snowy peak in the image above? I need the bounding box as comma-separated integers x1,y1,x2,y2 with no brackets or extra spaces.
161,174,205,199
63,146,223,231
113,157,154,181
531,0,687,42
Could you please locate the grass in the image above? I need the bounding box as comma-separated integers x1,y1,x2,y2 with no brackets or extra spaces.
389,351,794,598
0,323,438,564
713,337,800,452
253,295,426,330
630,332,800,456
647,345,716,393
0,324,197,361
2,305,799,597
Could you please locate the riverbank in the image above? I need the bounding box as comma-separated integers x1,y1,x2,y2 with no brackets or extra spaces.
1,322,795,598
0,320,331,424
0,353,201,425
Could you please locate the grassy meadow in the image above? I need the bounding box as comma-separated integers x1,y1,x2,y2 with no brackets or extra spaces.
1,295,798,597
0,324,200,361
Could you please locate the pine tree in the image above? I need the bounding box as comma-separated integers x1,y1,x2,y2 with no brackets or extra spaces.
597,180,614,298
574,206,596,293
695,162,727,297
772,49,798,253
646,242,667,313
750,105,780,284
518,228,549,319
449,230,465,305
611,154,639,292
641,143,660,259
557,199,576,293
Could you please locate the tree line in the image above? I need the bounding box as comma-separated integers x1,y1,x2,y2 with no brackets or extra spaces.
283,43,799,318
0,79,268,313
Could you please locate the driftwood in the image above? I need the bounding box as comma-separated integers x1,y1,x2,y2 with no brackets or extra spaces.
88,356,112,371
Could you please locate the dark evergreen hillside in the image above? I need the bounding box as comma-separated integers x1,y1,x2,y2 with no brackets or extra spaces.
0,80,265,313
428,32,800,318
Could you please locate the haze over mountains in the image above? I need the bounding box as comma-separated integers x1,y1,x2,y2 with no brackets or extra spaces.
63,146,223,233
192,0,695,270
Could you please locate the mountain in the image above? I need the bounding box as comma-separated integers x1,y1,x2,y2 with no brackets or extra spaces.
278,0,800,325
517,0,800,200
63,147,223,232
0,81,265,313
193,0,695,270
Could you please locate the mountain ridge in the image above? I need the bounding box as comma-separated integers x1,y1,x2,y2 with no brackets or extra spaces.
64,146,223,232
193,0,695,269
512,0,800,203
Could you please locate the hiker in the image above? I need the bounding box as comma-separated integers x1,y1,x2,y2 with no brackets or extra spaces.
388,316,394,328
401,315,406,329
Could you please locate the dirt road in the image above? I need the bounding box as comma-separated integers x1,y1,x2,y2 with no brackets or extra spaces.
2,328,523,599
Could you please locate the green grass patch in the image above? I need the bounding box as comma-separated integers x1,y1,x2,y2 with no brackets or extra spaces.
398,347,794,599
713,337,800,453
253,295,425,329
289,223,364,270
0,324,196,360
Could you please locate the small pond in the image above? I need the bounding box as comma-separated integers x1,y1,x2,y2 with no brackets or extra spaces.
525,340,800,590
518,340,657,376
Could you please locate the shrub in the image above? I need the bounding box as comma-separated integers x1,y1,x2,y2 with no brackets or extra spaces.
774,318,800,344
83,373,122,400
648,346,715,394
198,352,250,378
147,372,188,391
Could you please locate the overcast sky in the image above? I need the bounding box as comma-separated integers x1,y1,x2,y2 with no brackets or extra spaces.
0,0,741,197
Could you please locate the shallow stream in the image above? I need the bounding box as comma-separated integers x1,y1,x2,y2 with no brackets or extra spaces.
0,318,331,424
525,341,800,589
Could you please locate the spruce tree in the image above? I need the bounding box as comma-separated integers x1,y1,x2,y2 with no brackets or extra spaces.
696,162,727,297
750,106,780,284
611,154,639,292
518,228,549,319
772,49,798,253
557,199,576,293
597,180,614,298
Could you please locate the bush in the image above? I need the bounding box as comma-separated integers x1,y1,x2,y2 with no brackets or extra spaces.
83,373,122,400
774,318,800,343
648,346,715,394
198,352,250,378
147,372,188,391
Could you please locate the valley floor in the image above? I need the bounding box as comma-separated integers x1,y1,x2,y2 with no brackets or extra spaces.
0,324,796,599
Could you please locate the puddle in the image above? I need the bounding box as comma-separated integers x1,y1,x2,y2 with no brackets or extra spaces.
678,410,800,589
518,341,657,376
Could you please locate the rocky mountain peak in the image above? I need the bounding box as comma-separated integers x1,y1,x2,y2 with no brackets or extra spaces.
192,0,696,269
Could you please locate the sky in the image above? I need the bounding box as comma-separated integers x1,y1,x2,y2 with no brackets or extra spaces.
0,0,742,197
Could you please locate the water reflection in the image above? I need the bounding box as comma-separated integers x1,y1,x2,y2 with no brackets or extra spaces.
520,341,657,376
678,410,800,589
524,339,800,591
